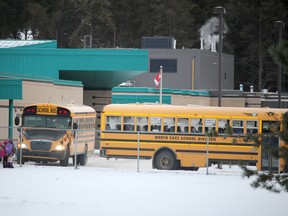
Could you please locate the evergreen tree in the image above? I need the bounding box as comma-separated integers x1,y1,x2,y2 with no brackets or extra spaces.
225,0,286,91
240,41,288,193
0,0,28,39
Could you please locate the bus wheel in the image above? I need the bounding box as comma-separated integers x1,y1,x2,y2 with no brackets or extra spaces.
155,150,177,170
78,146,88,165
60,147,70,167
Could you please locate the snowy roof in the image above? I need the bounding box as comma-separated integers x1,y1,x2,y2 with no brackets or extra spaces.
0,40,55,48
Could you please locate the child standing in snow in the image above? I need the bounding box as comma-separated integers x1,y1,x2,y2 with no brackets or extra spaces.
0,141,5,164
2,139,15,168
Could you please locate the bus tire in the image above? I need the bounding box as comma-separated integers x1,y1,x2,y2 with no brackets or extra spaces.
60,146,70,167
155,150,177,170
78,146,88,165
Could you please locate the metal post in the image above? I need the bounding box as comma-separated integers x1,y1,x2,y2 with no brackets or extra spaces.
274,21,285,108
74,129,78,170
213,6,226,107
278,137,281,174
19,127,23,167
137,132,140,172
160,66,163,104
8,99,13,139
206,136,209,175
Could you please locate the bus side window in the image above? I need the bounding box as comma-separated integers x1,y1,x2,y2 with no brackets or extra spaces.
143,125,148,131
124,116,135,131
106,116,121,130
164,125,169,132
232,119,244,134
246,120,258,134
136,125,140,131
168,126,174,132
191,126,197,133
164,117,175,133
262,121,280,134
218,119,229,135
136,117,148,132
124,124,134,131
191,118,202,133
204,119,216,133
151,117,162,132
152,125,160,131
177,118,188,133
116,124,121,131
105,124,111,130
184,126,189,133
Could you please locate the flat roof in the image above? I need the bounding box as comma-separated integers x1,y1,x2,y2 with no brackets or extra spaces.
0,40,57,48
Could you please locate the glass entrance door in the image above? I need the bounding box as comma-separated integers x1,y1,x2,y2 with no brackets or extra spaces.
261,121,279,172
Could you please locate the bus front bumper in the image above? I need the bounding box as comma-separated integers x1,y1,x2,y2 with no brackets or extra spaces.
16,149,66,162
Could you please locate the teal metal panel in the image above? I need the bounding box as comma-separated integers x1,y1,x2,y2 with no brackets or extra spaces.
112,94,171,104
0,79,22,99
113,87,172,94
112,87,211,96
0,48,148,89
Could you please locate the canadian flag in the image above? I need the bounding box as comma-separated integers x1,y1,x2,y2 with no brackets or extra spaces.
154,71,161,88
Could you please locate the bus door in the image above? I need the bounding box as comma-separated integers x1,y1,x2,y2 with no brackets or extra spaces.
261,121,279,172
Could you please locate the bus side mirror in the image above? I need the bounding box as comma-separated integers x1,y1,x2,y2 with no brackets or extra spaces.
15,116,20,126
73,123,78,130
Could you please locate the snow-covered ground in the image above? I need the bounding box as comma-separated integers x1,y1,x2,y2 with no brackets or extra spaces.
1,152,287,216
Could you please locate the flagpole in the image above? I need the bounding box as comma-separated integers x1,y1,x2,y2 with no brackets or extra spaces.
160,66,163,104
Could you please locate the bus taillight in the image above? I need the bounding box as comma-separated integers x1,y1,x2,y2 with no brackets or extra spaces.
57,108,70,116
24,106,37,114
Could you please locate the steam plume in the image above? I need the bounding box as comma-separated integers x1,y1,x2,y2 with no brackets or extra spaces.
199,17,228,51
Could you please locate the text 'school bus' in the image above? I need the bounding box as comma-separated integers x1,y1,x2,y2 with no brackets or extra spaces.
15,103,96,166
100,103,288,171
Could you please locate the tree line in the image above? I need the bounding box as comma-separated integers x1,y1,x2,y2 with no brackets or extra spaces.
0,0,287,91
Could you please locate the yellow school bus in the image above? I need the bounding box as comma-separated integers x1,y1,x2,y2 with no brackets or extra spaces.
15,103,96,166
100,103,288,171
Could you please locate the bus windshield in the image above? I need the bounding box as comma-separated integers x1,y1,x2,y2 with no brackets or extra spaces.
23,115,71,129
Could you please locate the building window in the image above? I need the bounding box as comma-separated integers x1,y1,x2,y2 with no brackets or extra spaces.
150,59,177,73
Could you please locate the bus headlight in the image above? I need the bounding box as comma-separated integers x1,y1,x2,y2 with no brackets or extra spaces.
20,143,27,149
55,145,65,151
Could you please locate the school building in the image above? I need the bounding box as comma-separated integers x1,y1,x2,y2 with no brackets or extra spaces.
0,38,287,141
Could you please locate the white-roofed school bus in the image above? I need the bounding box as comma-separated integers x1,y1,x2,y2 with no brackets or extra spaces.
14,103,96,166
100,103,288,172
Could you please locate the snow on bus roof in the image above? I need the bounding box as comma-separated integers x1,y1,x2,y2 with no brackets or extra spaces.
102,103,287,118
25,103,96,113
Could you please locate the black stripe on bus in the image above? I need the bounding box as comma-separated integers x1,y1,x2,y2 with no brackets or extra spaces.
175,149,258,155
106,155,152,159
100,138,255,147
102,131,246,138
102,146,257,156
101,146,155,152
